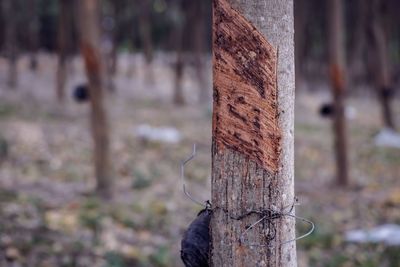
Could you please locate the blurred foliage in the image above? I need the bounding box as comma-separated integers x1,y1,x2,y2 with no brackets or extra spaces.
0,103,17,118
132,169,153,190
0,0,212,53
79,197,104,238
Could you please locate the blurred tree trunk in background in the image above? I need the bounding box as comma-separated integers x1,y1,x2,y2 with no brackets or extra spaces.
109,1,119,77
2,0,18,89
126,11,137,78
328,0,349,186
191,0,209,104
27,0,39,71
138,0,154,83
79,0,113,198
348,0,367,84
370,0,395,130
211,0,296,266
294,0,307,89
102,0,118,92
56,0,71,102
172,0,185,106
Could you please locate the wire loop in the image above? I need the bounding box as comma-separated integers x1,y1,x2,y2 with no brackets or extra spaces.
180,144,314,246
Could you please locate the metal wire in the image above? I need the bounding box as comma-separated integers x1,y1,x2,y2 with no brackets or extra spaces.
280,213,315,246
236,206,315,247
180,145,314,246
180,144,208,208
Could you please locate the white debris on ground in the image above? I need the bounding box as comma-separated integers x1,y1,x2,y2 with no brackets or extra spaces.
345,106,357,120
135,124,182,144
345,224,400,246
374,128,400,149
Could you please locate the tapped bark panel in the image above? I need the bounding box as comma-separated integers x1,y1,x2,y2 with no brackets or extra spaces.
212,0,280,172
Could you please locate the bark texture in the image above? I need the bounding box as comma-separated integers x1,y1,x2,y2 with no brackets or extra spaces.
79,0,112,198
211,0,296,266
328,0,349,186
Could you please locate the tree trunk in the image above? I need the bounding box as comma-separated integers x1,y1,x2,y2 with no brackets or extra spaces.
79,0,113,198
109,0,119,77
192,0,209,104
173,52,185,106
57,0,70,102
172,0,185,106
2,0,18,89
328,0,349,186
370,0,395,130
138,0,154,83
28,0,39,71
294,0,307,90
102,0,118,92
348,0,367,84
211,0,296,266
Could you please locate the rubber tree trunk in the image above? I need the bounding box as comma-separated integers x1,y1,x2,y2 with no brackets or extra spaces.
348,0,367,84
57,0,71,103
172,0,185,106
294,0,307,90
2,0,18,89
138,0,154,83
328,0,349,186
101,0,118,92
109,0,119,77
191,0,209,104
28,0,39,71
211,0,296,266
79,0,113,198
127,13,138,78
370,0,395,130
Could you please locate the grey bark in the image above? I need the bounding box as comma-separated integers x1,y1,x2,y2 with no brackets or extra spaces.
211,0,296,266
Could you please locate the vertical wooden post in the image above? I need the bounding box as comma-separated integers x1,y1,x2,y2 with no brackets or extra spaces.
79,0,113,198
328,0,349,186
211,0,296,266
